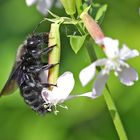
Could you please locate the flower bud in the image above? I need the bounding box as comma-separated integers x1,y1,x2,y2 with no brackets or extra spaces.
60,0,76,15
48,23,61,88
80,12,104,44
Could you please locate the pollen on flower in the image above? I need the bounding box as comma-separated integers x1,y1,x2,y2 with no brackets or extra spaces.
48,108,52,112
59,105,68,110
42,89,68,115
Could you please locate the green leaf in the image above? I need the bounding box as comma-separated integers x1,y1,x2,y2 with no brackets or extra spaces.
69,35,87,54
60,0,76,15
95,4,107,23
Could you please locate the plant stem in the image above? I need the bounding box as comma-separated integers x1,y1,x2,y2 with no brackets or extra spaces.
104,84,128,140
75,0,83,15
85,39,128,140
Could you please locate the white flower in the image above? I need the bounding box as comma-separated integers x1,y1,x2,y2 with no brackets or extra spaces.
25,0,61,15
41,71,92,114
79,37,139,98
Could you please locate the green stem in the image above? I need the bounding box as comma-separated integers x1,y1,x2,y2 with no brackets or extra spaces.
104,84,128,140
85,39,128,140
85,38,97,62
75,0,85,35
75,0,83,15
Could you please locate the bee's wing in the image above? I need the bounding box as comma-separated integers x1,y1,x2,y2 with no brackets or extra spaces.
0,62,22,96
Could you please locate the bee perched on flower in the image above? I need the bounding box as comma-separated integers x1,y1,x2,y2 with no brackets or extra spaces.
41,72,75,114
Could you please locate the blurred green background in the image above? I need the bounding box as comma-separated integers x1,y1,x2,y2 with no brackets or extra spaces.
0,0,140,140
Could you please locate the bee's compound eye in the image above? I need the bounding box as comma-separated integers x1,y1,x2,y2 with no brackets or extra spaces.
28,41,34,46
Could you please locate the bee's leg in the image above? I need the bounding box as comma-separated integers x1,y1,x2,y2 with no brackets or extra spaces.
42,83,57,87
28,63,59,74
28,63,60,74
40,44,56,55
42,63,59,69
39,63,59,72
35,82,56,91
32,45,56,58
27,66,40,73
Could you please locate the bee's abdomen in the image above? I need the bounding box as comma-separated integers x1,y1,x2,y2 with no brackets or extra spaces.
20,84,48,114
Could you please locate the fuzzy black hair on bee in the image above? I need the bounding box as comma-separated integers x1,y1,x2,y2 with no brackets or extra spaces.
0,32,57,115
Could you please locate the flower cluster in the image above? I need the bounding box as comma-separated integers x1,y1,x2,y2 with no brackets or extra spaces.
79,11,139,98
79,37,139,97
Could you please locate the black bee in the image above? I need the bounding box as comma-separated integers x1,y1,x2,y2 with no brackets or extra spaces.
0,32,57,115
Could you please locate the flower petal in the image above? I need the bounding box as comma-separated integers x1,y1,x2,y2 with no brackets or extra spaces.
76,92,96,99
120,44,139,60
94,58,108,66
41,88,52,103
54,72,74,94
45,0,54,9
92,71,109,97
102,37,119,59
41,72,75,105
79,63,96,86
51,72,75,102
37,0,53,15
67,92,95,100
25,0,37,6
117,66,139,86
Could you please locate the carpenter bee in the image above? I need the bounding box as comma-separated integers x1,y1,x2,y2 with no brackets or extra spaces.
0,32,57,114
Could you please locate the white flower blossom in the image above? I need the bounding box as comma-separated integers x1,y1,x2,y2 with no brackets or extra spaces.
25,0,61,15
79,37,139,98
41,71,92,114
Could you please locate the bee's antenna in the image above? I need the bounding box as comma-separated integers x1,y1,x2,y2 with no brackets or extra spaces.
32,18,47,34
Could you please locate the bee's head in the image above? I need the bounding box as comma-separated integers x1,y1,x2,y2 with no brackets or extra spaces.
27,33,49,50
